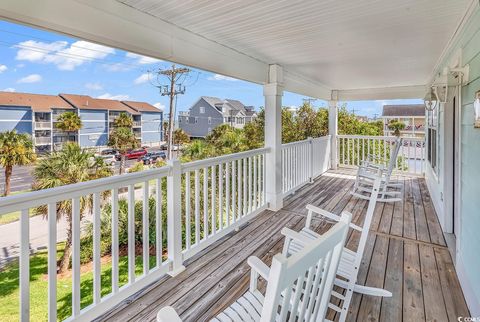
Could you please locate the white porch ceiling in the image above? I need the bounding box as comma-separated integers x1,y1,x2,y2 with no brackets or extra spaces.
0,0,473,99
117,0,470,91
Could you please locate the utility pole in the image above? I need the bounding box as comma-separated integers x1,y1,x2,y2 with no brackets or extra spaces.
152,64,190,159
302,98,317,106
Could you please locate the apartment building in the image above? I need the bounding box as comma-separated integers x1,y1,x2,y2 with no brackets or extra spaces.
381,104,426,138
178,96,257,138
0,92,163,153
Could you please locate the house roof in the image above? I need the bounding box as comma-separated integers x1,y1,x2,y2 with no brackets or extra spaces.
199,96,256,116
122,101,162,113
96,98,140,114
382,104,425,117
60,94,105,110
0,92,74,112
60,94,139,114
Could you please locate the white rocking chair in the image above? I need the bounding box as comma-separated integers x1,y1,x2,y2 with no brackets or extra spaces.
156,213,352,322
351,137,403,203
281,174,391,322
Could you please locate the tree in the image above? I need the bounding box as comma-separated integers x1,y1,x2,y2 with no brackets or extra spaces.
388,120,406,137
0,131,36,196
108,127,138,174
113,112,133,128
55,111,82,143
32,142,112,273
173,128,190,146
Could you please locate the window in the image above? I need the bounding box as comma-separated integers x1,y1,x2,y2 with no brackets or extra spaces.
199,106,205,114
208,127,212,133
208,117,211,124
427,108,438,171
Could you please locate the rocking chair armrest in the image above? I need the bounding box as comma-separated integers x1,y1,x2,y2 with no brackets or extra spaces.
306,205,363,232
157,306,182,322
281,227,312,246
248,256,270,280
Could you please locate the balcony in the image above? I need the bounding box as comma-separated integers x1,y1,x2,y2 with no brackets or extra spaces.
34,136,51,145
0,0,478,320
0,135,468,321
34,121,52,130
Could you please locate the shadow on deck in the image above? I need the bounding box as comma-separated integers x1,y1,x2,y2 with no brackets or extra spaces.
97,168,469,322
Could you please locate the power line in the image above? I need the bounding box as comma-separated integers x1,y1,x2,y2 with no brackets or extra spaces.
149,64,190,159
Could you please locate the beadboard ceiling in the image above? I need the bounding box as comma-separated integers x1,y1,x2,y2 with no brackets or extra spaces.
116,0,470,90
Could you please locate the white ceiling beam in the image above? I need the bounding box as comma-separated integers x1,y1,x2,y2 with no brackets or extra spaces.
0,0,331,99
336,85,426,101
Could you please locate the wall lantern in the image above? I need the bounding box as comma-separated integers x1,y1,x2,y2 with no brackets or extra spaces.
474,90,480,128
424,87,438,112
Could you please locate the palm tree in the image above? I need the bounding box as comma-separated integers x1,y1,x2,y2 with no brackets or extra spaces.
0,131,36,196
108,127,138,174
113,112,133,128
55,111,82,144
32,142,112,273
388,120,406,137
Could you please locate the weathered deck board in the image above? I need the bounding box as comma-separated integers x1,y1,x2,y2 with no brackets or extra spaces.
98,169,469,322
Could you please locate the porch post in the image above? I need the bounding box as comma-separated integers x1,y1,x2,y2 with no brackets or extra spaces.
328,94,338,170
167,159,185,276
264,64,284,211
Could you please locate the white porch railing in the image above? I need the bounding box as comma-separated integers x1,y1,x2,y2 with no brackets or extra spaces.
282,136,331,196
0,147,271,321
337,135,426,175
180,148,269,260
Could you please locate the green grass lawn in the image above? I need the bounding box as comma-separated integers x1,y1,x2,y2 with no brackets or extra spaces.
0,243,156,321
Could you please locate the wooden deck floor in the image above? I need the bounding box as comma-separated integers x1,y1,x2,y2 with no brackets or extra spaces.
98,168,469,322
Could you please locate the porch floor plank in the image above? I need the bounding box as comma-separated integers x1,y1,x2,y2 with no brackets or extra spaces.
97,168,469,322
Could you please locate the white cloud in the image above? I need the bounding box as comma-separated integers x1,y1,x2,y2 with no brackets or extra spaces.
1,88,16,92
15,40,115,71
126,52,162,65
208,74,238,81
153,102,165,111
0,65,7,73
97,93,130,100
134,73,150,85
104,62,132,72
17,74,42,83
85,82,103,90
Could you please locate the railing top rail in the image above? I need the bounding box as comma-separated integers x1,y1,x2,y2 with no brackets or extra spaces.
281,138,312,148
181,147,270,172
281,135,331,148
337,134,424,141
0,166,171,214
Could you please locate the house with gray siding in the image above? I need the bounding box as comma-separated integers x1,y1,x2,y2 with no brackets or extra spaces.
178,96,257,138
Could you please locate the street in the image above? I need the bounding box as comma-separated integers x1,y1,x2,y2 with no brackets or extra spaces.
0,149,166,193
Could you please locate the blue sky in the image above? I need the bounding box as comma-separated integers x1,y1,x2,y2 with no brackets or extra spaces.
0,20,422,118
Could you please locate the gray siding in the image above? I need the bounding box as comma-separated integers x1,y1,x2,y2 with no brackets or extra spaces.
179,98,223,137
0,106,32,134
79,109,108,147
141,111,163,144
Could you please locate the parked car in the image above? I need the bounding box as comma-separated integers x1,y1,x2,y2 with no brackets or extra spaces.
160,143,180,151
115,148,148,161
141,151,167,165
92,154,116,166
101,148,118,156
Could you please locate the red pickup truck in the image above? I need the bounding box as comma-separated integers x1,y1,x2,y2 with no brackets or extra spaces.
115,148,148,161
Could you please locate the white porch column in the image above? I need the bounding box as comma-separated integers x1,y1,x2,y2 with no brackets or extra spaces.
328,96,338,170
264,64,284,211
